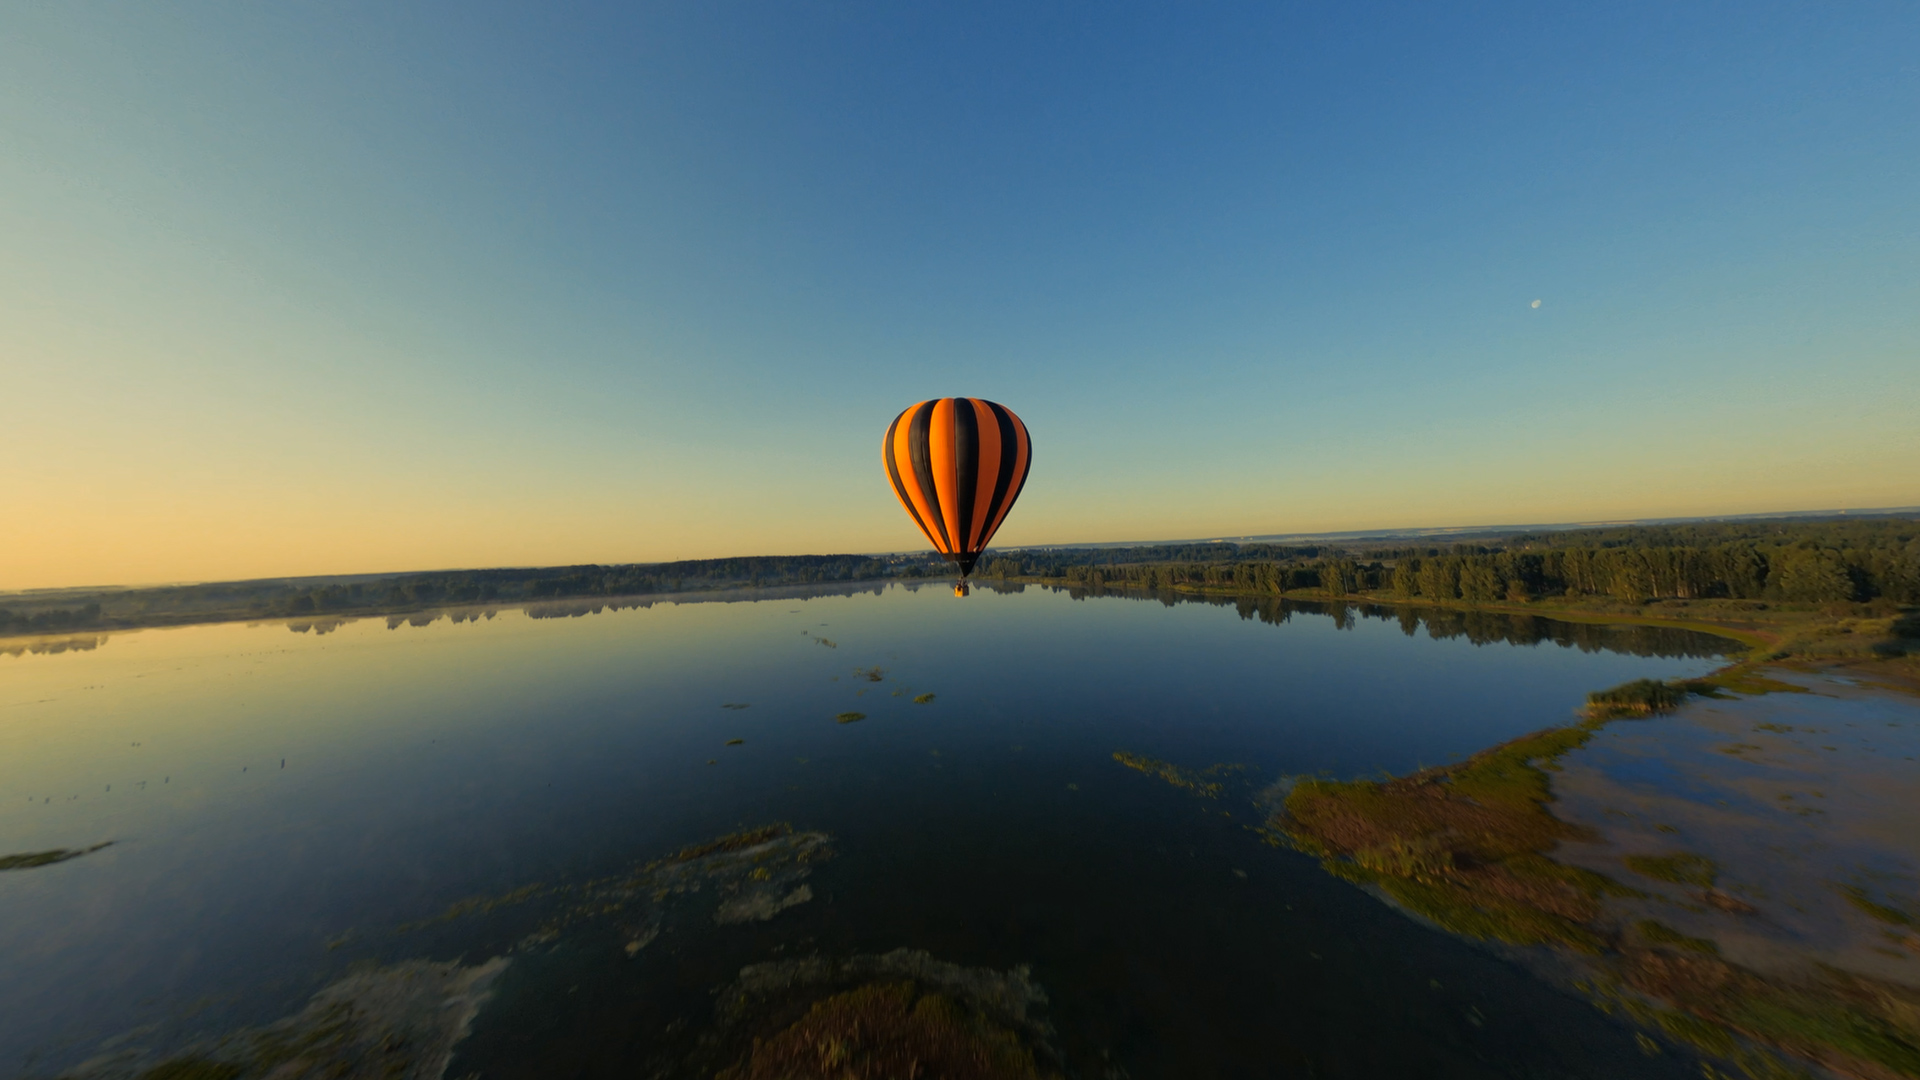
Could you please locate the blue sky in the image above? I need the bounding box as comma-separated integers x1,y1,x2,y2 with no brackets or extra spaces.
4,2,1916,586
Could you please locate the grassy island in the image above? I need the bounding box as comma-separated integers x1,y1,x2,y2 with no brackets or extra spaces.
1273,675,1920,1080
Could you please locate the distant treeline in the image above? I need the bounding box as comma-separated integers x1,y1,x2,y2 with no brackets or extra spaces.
0,603,103,636
276,555,907,614
990,517,1920,606
4,516,1914,640
0,554,939,636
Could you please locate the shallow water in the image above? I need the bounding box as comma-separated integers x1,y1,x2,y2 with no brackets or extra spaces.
0,582,1740,1078
1552,672,1920,987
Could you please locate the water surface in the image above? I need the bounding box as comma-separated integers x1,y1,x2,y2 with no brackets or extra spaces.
1,583,1738,1077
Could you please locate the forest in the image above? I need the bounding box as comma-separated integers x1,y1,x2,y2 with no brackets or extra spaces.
0,554,933,636
990,516,1920,608
3,515,1915,639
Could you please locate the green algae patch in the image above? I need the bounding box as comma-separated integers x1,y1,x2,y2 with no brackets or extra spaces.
1579,669,1806,720
1636,920,1720,955
1686,667,1812,698
391,824,827,952
1111,752,1243,797
397,882,548,932
836,711,866,724
666,824,795,865
396,826,811,932
1625,853,1719,888
1587,678,1689,717
913,693,936,704
1588,956,1920,1080
717,981,1053,1080
0,841,111,870
1609,953,1920,1080
1839,886,1918,929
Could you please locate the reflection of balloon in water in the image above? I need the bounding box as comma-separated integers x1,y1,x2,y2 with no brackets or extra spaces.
883,398,1032,580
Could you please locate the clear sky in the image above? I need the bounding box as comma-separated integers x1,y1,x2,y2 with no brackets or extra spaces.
4,2,1916,589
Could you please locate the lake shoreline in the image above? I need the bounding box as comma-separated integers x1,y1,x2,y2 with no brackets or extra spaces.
995,575,1920,698
11,574,1911,685
1274,666,1920,1080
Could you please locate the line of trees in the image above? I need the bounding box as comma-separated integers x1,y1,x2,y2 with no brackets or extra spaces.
0,603,103,635
1385,523,1918,605
988,517,1920,606
1384,544,1889,604
260,555,921,616
0,554,938,635
6,516,1912,639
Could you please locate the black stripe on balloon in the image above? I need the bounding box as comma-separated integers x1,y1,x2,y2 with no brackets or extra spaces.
907,402,953,555
884,410,936,553
1014,413,1033,496
983,401,1019,543
953,398,979,554
1013,414,1033,508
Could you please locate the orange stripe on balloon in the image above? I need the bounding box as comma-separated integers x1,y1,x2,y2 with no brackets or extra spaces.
891,402,950,553
967,399,1001,551
883,409,935,550
928,399,963,553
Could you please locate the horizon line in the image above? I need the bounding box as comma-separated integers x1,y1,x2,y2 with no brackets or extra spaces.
6,504,1916,598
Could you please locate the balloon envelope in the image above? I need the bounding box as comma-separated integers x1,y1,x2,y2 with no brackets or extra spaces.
882,398,1032,576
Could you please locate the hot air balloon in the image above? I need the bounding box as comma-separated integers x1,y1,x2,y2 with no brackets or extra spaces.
883,398,1031,583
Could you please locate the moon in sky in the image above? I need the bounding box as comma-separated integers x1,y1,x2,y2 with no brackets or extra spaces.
1530,299,1542,309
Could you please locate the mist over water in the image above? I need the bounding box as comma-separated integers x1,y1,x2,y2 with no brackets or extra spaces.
0,583,1736,1077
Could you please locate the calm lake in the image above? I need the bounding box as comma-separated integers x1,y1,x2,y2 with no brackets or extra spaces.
1,582,1741,1079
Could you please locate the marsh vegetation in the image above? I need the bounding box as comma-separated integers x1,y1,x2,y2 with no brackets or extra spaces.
1276,671,1920,1080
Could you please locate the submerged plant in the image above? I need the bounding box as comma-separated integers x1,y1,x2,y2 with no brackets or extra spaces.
0,841,112,871
1839,885,1918,929
1624,853,1719,888
1635,920,1720,955
1111,752,1241,797
114,957,510,1080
